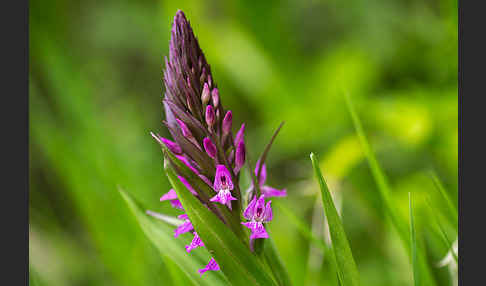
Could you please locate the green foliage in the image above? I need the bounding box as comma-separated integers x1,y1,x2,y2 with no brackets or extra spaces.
310,153,360,286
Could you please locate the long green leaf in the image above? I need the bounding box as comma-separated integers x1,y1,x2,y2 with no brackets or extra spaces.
310,152,360,286
343,93,437,286
119,188,227,286
262,233,293,286
409,193,420,286
165,161,279,286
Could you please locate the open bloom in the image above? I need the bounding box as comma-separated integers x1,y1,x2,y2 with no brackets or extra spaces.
198,257,220,276
174,214,194,237
210,165,237,208
160,189,184,210
242,195,273,241
185,232,205,253
248,160,287,198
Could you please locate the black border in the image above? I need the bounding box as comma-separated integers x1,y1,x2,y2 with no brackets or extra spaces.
2,0,29,284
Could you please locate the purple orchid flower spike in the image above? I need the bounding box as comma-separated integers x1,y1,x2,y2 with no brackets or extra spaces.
242,195,273,245
198,257,220,276
185,232,205,253
249,159,287,198
155,10,286,275
174,214,194,237
210,165,237,209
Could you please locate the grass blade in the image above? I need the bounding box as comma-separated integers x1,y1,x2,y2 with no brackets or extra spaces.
310,152,360,286
165,161,279,286
409,193,420,286
429,172,458,229
263,235,293,286
343,92,437,286
119,188,227,286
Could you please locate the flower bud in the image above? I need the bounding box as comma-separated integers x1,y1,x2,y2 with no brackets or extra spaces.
151,132,182,154
235,123,245,146
205,105,215,128
203,137,217,159
234,140,246,173
176,119,192,138
222,111,232,135
211,88,219,107
201,83,210,105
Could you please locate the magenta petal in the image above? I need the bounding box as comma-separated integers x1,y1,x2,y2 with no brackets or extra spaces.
263,200,273,222
198,257,220,276
185,232,204,253
177,214,188,220
175,155,200,175
242,221,268,240
243,196,257,220
234,140,246,174
255,159,267,185
199,174,212,186
174,220,193,237
210,190,237,206
253,195,266,221
234,123,245,146
261,186,287,198
250,222,269,240
178,175,198,196
170,199,184,210
151,133,182,154
160,189,178,201
176,118,192,138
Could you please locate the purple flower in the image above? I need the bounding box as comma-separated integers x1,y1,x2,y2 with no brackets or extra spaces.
198,257,220,276
210,165,237,208
185,232,205,253
249,160,287,198
174,214,194,237
242,195,273,241
203,137,217,159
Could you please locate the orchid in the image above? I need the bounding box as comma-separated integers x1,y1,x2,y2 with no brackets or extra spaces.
150,9,287,279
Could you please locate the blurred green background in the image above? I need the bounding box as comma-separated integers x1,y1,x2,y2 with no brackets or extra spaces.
29,0,457,285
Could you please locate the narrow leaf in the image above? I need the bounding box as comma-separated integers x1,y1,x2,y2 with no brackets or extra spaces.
262,235,293,286
409,193,420,286
165,163,279,286
429,172,458,229
310,152,360,286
